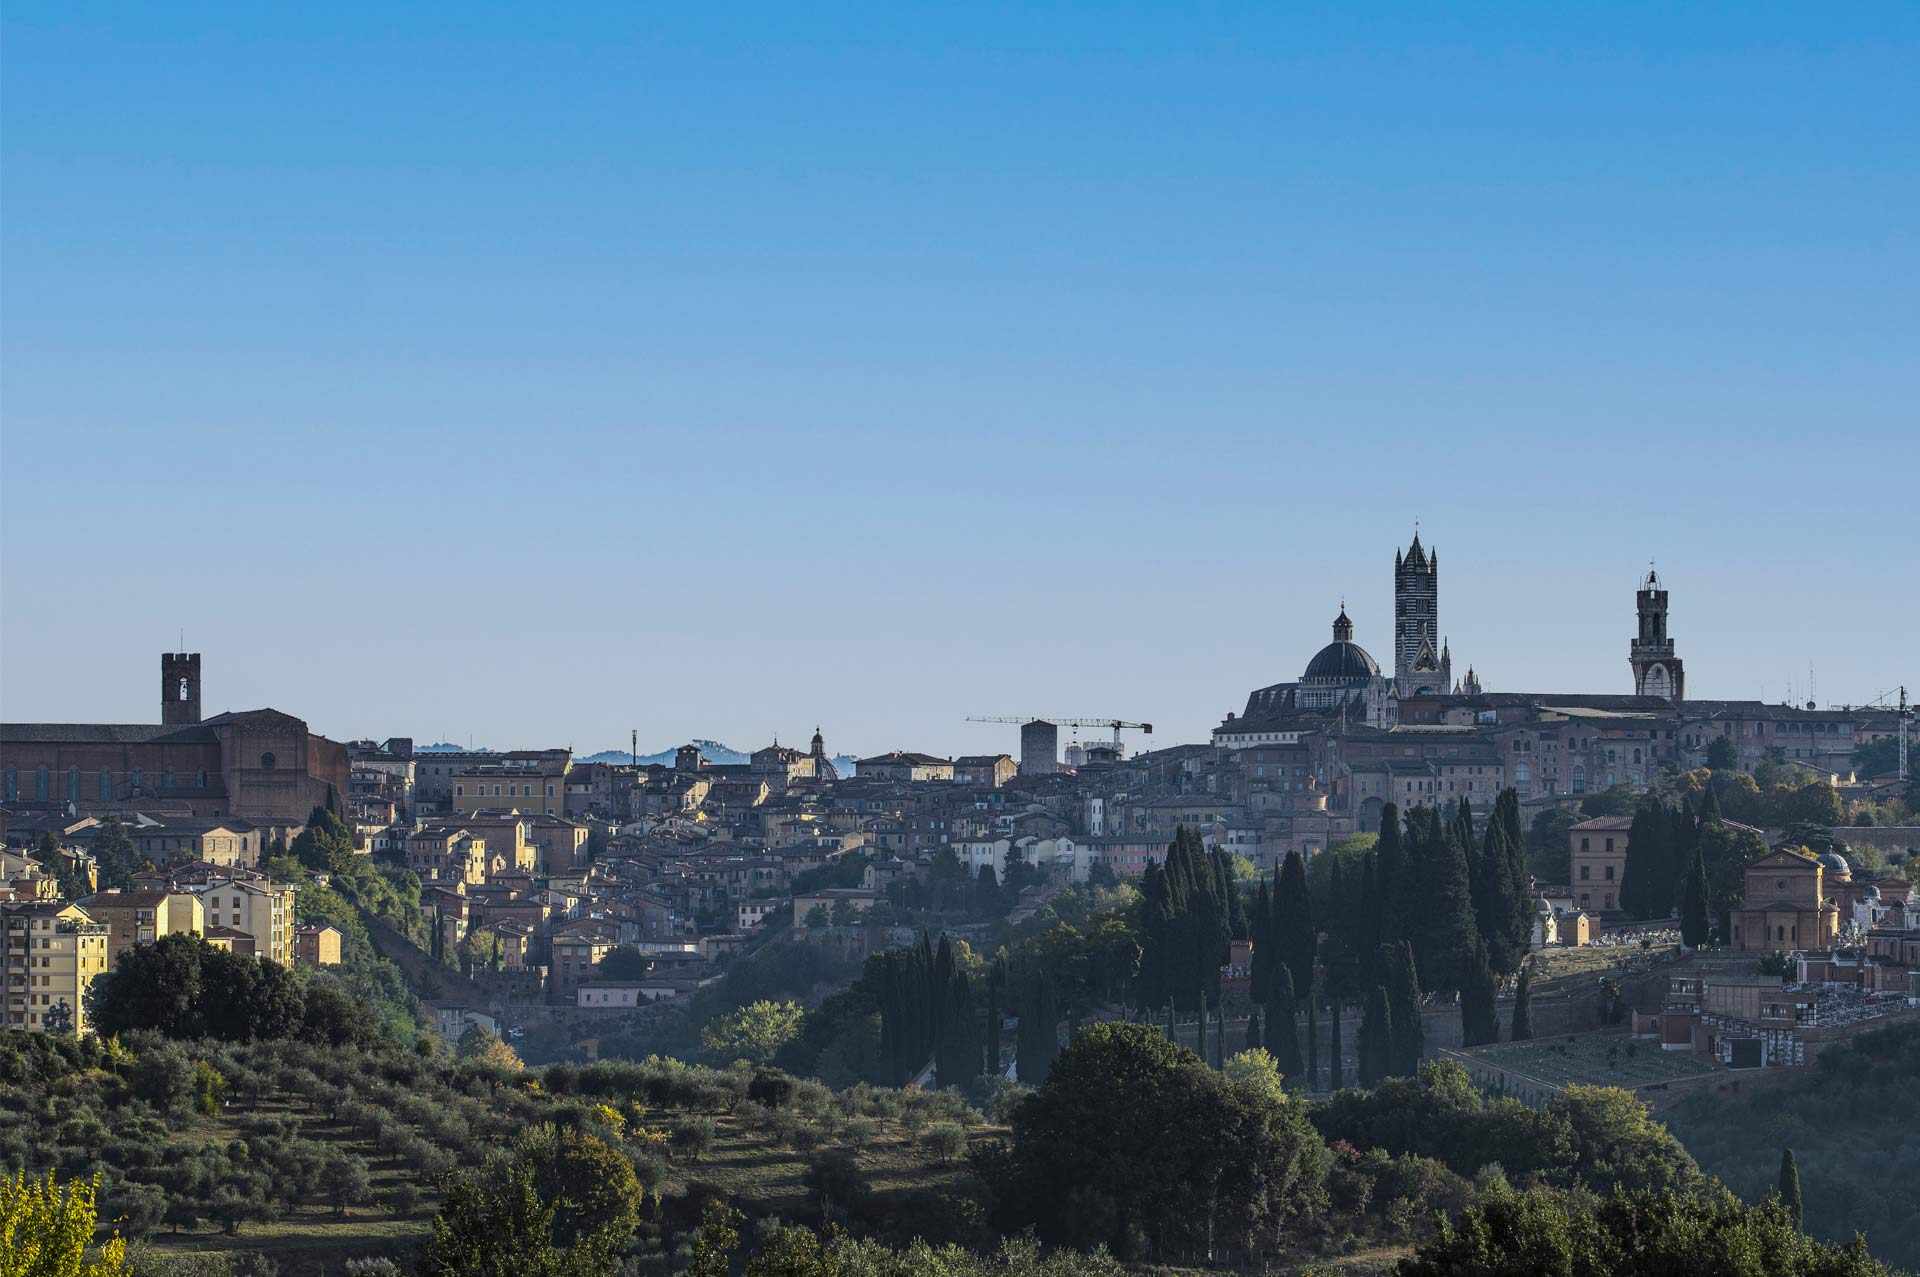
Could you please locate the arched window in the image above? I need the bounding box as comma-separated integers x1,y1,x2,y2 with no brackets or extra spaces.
1514,763,1531,790
99,769,112,801
1632,748,1642,764
36,767,49,801
130,769,143,795
66,767,81,803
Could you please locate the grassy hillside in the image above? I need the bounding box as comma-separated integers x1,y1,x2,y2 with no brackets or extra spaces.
0,1030,987,1277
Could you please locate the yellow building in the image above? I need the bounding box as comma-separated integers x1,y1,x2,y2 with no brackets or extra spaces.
186,875,296,965
1,901,111,1034
1569,814,1632,913
82,890,207,962
1731,848,1839,952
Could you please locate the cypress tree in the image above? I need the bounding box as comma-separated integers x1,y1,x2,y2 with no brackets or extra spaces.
1018,976,1059,1084
1460,937,1498,1048
1492,788,1533,967
936,970,978,1090
1212,1001,1225,1070
1511,960,1534,1041
1245,1006,1263,1051
1698,778,1723,824
1375,803,1408,945
1681,843,1712,948
1275,851,1317,1000
1409,806,1478,993
1357,853,1382,991
1386,941,1424,1078
1779,1148,1803,1228
1196,994,1209,1062
1305,997,1319,1092
1359,985,1393,1087
1270,967,1302,1083
985,961,1004,1078
1327,997,1343,1090
1249,879,1274,1007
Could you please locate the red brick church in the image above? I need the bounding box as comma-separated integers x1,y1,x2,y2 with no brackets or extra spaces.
1,653,348,824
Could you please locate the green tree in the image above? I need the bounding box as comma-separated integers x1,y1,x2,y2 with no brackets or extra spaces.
1779,1147,1803,1229
986,1020,1327,1260
417,1159,618,1277
1397,1180,1886,1277
1681,843,1712,948
1385,942,1425,1078
1458,937,1498,1049
1273,851,1316,1000
1358,985,1393,1088
514,1125,642,1247
1706,735,1740,771
701,1000,806,1065
1268,967,1301,1084
686,1200,742,1277
1511,960,1534,1042
0,1170,130,1277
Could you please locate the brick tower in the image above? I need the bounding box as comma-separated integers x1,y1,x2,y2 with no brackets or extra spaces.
161,652,202,725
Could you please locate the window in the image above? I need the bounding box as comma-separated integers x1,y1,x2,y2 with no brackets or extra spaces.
196,769,207,788
1605,838,1614,852
259,752,276,769
36,766,49,801
68,767,81,803
99,769,112,800
130,769,142,794
2,769,13,802
1580,865,1591,880
1605,865,1615,881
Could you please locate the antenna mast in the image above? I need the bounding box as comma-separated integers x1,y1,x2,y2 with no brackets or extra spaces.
1902,686,1910,783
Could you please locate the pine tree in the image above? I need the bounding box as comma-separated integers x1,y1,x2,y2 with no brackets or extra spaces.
1327,998,1343,1091
1385,941,1424,1078
1681,843,1712,948
1245,1006,1263,1051
1460,937,1498,1048
1270,967,1302,1084
1274,851,1317,1000
1778,1148,1803,1228
1511,960,1535,1041
1359,985,1393,1087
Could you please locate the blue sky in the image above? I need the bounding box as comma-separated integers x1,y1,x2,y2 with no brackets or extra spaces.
3,3,1914,755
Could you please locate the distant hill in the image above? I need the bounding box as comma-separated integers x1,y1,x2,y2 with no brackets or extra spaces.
417,742,483,753
577,741,858,773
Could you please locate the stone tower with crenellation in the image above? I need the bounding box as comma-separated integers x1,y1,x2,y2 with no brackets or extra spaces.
161,652,202,725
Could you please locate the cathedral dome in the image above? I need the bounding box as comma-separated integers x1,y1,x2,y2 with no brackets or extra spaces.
1303,640,1380,683
1817,852,1852,880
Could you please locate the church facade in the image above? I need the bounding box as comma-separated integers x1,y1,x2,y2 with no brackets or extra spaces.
1215,536,1475,748
0,653,349,824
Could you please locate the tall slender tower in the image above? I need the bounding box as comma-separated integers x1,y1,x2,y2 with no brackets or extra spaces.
1394,536,1444,696
1630,568,1684,700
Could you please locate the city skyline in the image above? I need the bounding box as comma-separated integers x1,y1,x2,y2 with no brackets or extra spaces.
0,536,1905,756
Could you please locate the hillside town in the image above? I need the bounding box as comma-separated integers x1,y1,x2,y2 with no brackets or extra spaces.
4,540,1914,1082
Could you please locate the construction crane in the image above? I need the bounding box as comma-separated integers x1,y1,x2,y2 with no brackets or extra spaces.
966,716,1153,748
